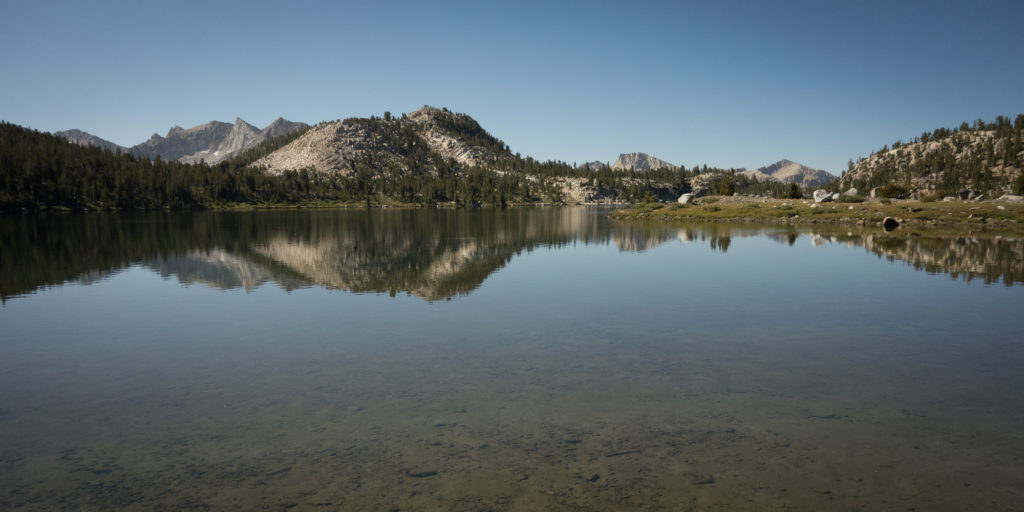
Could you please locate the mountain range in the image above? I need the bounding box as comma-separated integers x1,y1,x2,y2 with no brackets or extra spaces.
55,117,310,164
54,111,836,192
578,153,834,187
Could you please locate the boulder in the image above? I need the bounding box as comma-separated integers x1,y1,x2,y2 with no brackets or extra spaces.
882,217,900,229
677,193,695,205
813,189,833,203
688,187,709,199
831,192,842,201
996,194,1024,203
943,196,957,202
844,187,859,196
870,187,882,198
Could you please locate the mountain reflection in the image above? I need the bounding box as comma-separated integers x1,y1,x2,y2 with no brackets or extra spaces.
2,210,1023,302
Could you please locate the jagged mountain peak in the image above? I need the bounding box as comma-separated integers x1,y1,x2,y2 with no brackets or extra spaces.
95,118,309,164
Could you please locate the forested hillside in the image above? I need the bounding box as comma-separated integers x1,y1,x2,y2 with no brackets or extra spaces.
835,115,1024,197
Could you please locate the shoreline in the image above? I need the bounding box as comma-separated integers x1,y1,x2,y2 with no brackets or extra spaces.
610,195,1024,234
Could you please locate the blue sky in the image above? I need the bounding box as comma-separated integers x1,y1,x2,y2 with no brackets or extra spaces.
1,0,1021,173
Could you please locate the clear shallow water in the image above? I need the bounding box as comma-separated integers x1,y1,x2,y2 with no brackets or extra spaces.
1,208,1023,511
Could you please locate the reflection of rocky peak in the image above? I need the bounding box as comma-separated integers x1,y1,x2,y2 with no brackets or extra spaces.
4,211,1023,304
144,249,307,292
613,224,675,252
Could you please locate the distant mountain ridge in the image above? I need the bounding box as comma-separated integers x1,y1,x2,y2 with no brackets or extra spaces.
739,159,836,187
578,160,609,171
53,129,126,153
55,117,310,164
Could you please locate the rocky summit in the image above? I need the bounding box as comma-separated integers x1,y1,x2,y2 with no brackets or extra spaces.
254,106,508,175
739,159,835,187
611,152,678,171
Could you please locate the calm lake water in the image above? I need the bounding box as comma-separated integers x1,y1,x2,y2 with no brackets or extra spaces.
1,208,1023,511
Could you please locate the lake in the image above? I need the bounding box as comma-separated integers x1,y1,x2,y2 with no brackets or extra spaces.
1,208,1022,511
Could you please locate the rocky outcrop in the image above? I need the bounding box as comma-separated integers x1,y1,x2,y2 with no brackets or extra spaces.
813,189,833,203
611,152,678,171
739,159,835,187
53,129,126,153
552,177,620,204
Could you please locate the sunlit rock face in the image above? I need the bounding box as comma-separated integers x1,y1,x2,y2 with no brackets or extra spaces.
255,107,504,175
611,152,677,171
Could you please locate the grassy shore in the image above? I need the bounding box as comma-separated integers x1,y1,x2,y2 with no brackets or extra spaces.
611,195,1024,234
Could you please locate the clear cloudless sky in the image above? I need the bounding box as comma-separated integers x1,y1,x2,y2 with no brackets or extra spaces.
1,0,1022,173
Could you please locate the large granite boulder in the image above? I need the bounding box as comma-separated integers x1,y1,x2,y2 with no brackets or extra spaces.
813,189,833,203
